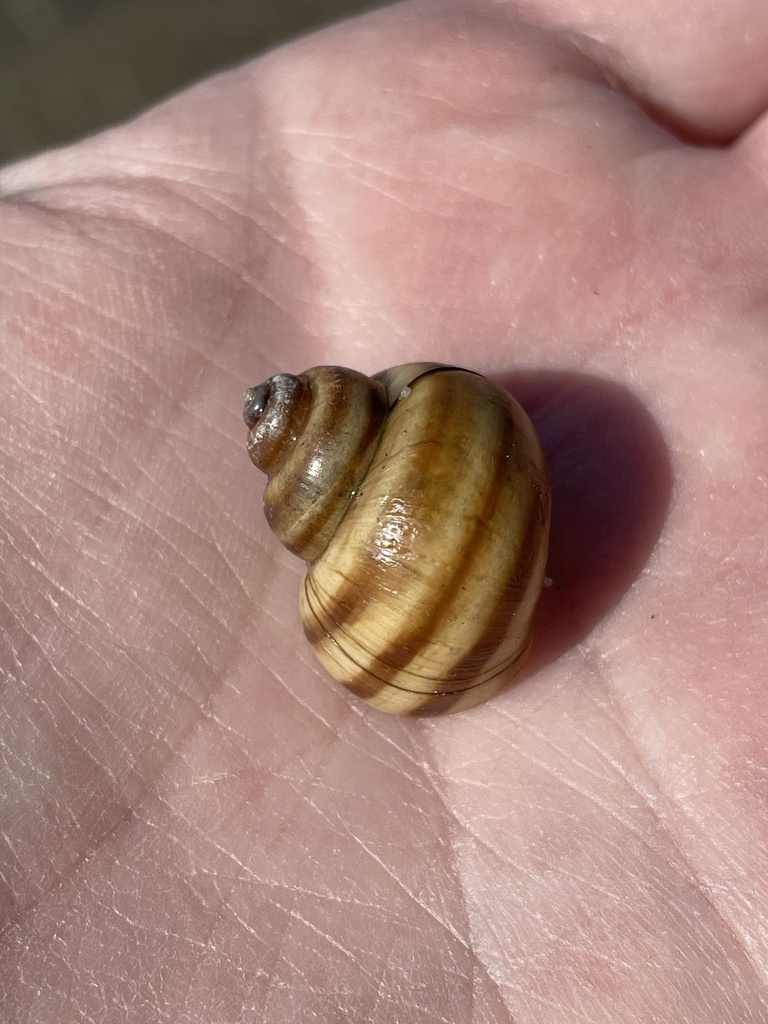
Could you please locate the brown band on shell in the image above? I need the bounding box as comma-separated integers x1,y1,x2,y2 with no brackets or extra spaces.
443,476,549,687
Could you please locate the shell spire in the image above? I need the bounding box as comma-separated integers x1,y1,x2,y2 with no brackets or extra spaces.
244,367,388,562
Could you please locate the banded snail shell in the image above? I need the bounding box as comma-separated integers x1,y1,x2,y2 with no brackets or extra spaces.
243,363,550,716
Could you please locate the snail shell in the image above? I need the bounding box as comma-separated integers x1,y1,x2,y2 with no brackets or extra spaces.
244,363,550,716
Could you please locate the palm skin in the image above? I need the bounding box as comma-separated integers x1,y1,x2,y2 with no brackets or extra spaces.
2,1,768,1020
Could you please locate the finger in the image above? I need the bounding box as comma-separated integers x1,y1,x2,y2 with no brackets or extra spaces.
473,0,768,140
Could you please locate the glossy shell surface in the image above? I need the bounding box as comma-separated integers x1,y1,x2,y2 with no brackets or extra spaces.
245,363,550,715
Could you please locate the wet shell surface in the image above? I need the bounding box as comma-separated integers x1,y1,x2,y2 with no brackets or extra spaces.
244,363,550,715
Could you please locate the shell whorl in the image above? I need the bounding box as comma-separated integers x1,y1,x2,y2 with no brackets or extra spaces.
245,367,388,562
300,366,550,714
244,363,551,715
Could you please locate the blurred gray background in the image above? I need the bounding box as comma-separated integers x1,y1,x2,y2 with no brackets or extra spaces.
1,0,379,163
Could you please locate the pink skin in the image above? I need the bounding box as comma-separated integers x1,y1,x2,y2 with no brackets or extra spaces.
2,0,768,1020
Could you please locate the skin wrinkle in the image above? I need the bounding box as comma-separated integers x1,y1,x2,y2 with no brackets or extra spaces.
260,664,344,733
454,836,517,1024
93,897,213,953
493,727,657,838
0,274,141,353
9,365,221,577
184,725,487,1013
193,864,421,925
1,801,135,930
303,153,483,222
0,603,122,737
329,725,431,780
288,905,382,981
113,507,239,630
426,685,768,1004
6,314,168,416
4,184,310,336
338,817,471,951
473,782,768,999
162,828,315,1014
339,137,579,212
1,529,255,931
3,460,122,547
44,684,131,787
11,477,234,674
3,227,165,280
475,865,748,1017
4,337,174,438
354,709,433,767
135,837,300,994
533,654,768,974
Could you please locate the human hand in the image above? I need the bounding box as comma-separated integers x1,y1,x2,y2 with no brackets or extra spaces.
2,1,767,1020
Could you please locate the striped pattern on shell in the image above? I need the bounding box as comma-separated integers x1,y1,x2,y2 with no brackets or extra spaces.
244,363,550,716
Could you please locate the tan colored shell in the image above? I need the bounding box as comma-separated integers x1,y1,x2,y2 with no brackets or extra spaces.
244,363,550,715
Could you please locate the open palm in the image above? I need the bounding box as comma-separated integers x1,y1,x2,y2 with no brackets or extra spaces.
2,1,768,1020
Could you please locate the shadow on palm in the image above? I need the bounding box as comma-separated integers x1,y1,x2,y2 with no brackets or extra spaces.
499,370,672,679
